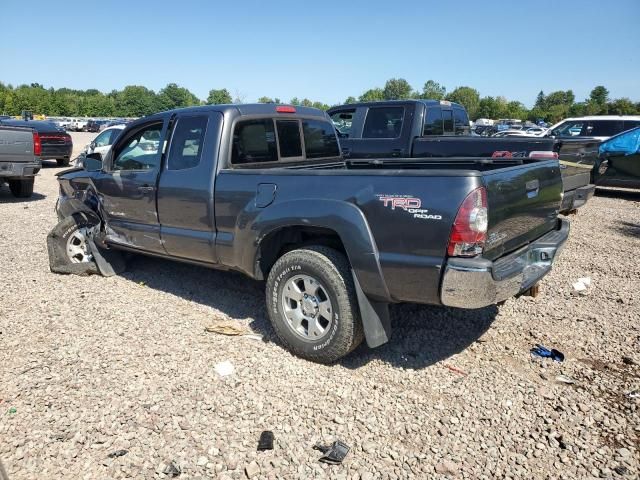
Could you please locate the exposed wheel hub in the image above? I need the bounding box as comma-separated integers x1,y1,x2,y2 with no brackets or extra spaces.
66,226,95,264
302,294,319,317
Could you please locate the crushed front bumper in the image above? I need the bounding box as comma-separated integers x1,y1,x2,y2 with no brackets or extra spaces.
440,219,570,309
0,161,42,178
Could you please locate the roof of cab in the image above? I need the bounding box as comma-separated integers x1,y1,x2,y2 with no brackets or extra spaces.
145,103,327,119
327,99,466,111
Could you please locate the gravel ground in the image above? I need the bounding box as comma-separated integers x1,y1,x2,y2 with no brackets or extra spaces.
0,132,638,479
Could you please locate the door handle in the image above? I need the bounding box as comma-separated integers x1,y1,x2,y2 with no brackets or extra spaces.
392,148,402,157
342,148,351,158
138,185,155,192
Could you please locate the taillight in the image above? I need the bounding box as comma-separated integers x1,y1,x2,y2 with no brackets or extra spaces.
529,151,558,159
447,187,488,257
276,105,296,113
32,131,42,156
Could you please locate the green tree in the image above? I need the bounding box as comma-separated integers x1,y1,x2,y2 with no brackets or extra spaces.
157,83,199,111
207,88,232,105
382,78,412,100
504,101,528,120
534,91,546,110
258,96,275,103
589,86,609,108
608,98,637,115
420,80,446,100
115,86,158,117
344,96,357,104
358,88,384,102
477,96,507,119
445,86,480,119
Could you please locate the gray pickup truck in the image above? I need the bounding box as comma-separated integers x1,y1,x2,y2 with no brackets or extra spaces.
0,125,41,197
54,104,569,363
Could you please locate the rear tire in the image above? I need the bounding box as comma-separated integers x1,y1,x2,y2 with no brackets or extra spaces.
56,158,70,167
8,179,34,198
266,246,364,363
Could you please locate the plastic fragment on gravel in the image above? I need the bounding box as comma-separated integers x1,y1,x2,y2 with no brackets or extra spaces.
205,320,250,336
214,360,235,377
313,440,350,465
162,461,181,477
572,277,592,295
555,374,576,385
107,449,128,458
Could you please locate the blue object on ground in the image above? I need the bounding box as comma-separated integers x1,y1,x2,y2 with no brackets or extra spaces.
530,344,565,362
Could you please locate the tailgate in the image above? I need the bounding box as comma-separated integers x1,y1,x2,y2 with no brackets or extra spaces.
0,126,34,163
482,159,562,260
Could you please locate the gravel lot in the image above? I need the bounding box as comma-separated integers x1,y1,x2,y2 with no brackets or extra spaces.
1,132,638,479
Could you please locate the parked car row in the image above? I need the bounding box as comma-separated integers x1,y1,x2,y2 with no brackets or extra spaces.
47,117,132,132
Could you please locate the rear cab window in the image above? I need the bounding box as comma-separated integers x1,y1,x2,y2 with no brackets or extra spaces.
442,110,454,135
453,107,469,135
363,107,404,139
230,116,339,166
423,106,443,135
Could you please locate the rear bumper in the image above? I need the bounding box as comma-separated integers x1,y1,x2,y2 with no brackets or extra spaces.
440,219,570,309
42,144,72,160
0,160,42,178
560,184,596,212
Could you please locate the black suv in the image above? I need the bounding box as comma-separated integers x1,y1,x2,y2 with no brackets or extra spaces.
84,120,100,132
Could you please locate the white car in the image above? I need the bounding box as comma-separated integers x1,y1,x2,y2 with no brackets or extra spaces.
544,116,640,140
68,118,88,132
76,125,126,166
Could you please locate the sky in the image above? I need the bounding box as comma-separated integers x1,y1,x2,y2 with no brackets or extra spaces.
1,0,639,107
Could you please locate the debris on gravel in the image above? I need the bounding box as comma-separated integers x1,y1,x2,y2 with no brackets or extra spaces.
0,133,638,479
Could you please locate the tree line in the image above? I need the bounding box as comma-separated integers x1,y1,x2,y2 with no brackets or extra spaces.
1,80,638,123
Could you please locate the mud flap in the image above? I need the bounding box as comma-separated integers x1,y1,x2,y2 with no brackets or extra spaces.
352,270,391,348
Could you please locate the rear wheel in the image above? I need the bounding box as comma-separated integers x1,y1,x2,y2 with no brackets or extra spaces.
266,246,363,363
56,158,70,167
8,179,34,198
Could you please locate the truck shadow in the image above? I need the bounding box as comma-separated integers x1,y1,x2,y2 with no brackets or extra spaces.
612,221,640,238
0,188,46,202
595,187,640,201
121,255,497,370
340,303,497,369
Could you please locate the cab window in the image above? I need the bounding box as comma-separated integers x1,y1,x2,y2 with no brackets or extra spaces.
302,119,340,158
112,123,163,171
276,120,303,158
454,108,469,135
443,110,454,134
231,119,278,164
363,107,404,139
168,116,208,170
330,109,355,138
423,106,443,135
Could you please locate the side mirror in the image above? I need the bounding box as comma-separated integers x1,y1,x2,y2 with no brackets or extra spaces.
84,152,103,172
